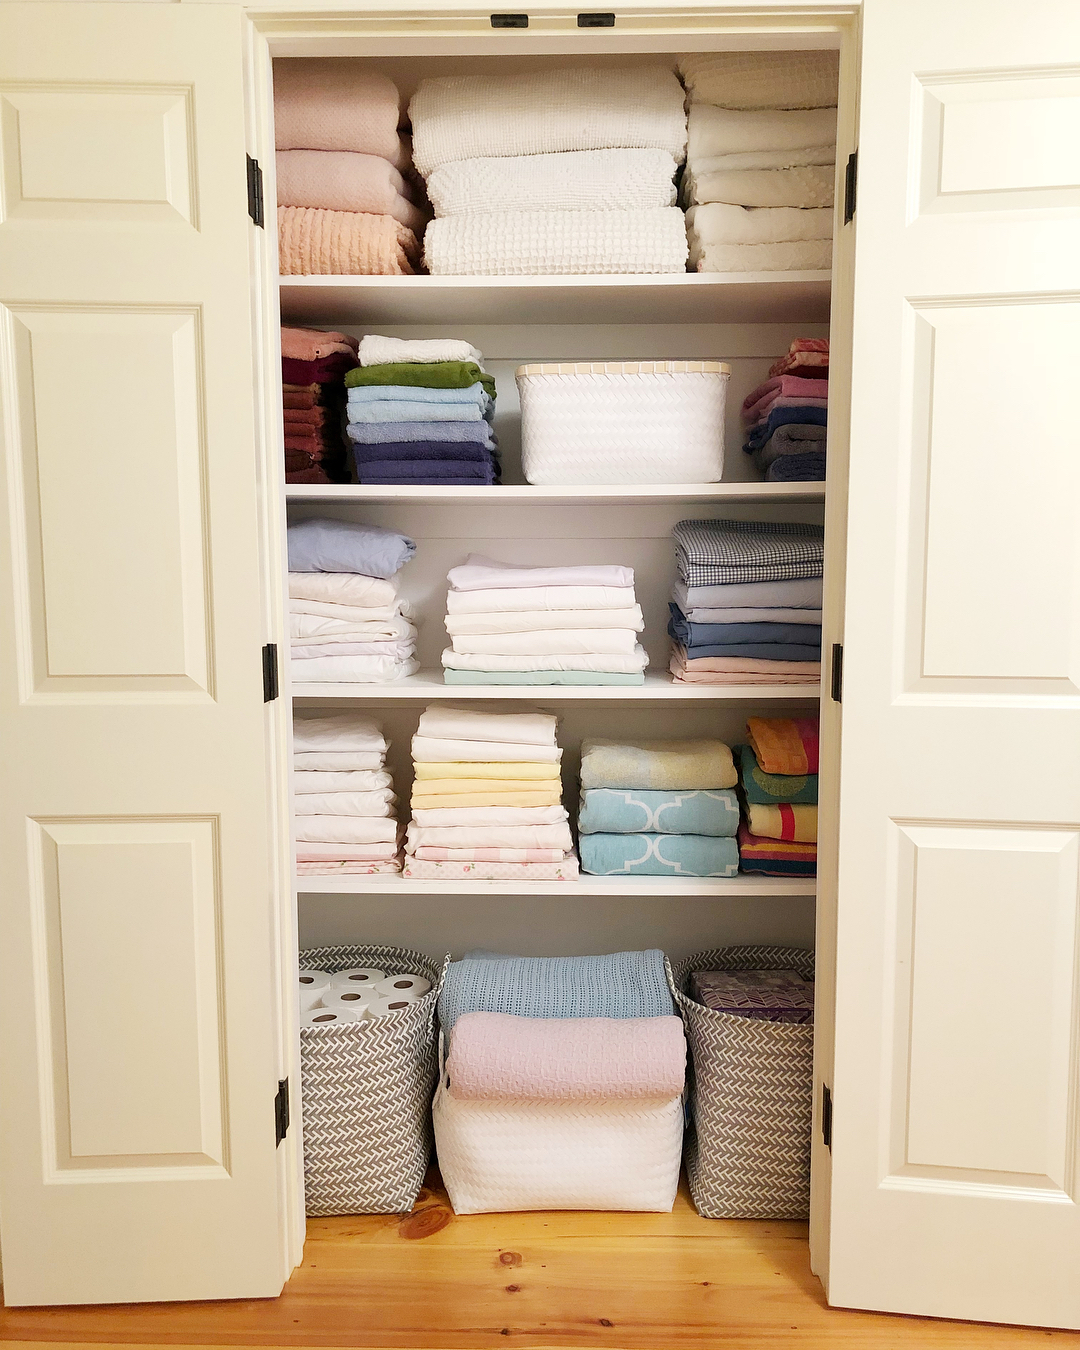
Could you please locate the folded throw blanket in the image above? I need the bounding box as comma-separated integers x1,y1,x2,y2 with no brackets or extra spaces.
410,67,688,174
674,518,824,586
280,326,358,362
739,743,818,805
347,419,496,447
447,1012,686,1101
737,820,816,877
578,787,739,837
691,239,833,273
580,832,740,877
580,738,737,791
687,105,838,159
437,948,674,1032
426,148,678,215
686,203,833,247
276,150,426,232
424,208,689,277
766,452,827,481
402,856,577,882
677,50,839,109
359,335,483,366
287,517,415,577
746,802,818,843
444,669,645,686
448,555,634,592
689,146,836,172
747,715,819,774
273,60,408,167
684,165,835,209
278,205,419,276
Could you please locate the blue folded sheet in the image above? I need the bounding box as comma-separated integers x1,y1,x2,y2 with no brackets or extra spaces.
578,787,739,836
579,833,740,878
668,602,822,651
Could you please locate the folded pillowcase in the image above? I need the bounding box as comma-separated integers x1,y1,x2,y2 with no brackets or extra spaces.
579,832,740,877
745,802,818,843
580,738,737,791
287,517,416,577
739,743,818,805
578,787,740,837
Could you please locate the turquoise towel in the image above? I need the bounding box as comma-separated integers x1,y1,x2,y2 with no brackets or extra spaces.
578,788,739,836
739,743,818,805
444,669,645,686
579,833,740,877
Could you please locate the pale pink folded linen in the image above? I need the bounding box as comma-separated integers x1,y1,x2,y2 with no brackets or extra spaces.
413,846,566,862
276,150,428,234
280,325,359,362
670,663,820,685
401,856,578,881
673,645,822,675
274,60,409,167
278,206,420,277
296,859,401,875
446,1012,686,1102
295,841,400,862
741,373,829,422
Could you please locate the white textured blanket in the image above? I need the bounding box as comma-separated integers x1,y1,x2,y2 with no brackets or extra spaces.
426,148,678,216
688,105,837,159
685,203,833,245
410,67,688,175
690,146,835,173
677,50,839,110
424,208,688,277
684,164,835,209
689,238,833,273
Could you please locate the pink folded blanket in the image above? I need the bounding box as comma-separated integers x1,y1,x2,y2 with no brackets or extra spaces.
274,59,409,168
278,206,420,276
446,1011,686,1101
276,150,428,234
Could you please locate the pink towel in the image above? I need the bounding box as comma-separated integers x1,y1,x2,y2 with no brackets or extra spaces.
446,1011,686,1102
278,206,419,277
741,373,828,421
276,150,428,234
274,59,409,168
747,393,828,426
280,326,358,362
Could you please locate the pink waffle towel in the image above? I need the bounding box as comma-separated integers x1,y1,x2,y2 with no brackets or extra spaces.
446,1011,686,1101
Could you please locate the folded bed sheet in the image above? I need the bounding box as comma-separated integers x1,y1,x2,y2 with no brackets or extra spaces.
579,832,740,877
402,857,579,882
578,787,740,837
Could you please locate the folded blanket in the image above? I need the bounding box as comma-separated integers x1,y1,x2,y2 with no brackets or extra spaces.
289,613,415,643
345,399,486,424
410,67,688,175
426,147,678,215
675,649,822,675
580,738,737,791
446,583,637,614
297,859,402,876
677,50,839,110
411,734,560,763
280,326,359,362
755,423,828,468
674,518,824,587
278,205,419,276
412,789,563,811
447,1011,686,1101
677,576,824,611
293,712,386,754
580,832,739,877
406,823,574,851
669,605,822,651
402,856,578,882
287,517,415,577
357,458,496,484
446,606,643,636
276,150,426,233
346,360,492,393
359,335,483,367
409,806,568,827
296,841,399,862
289,570,398,609
739,743,818,805
691,238,833,273
683,606,822,625
670,640,821,661
689,146,836,172
424,208,689,276
417,705,558,746
414,847,565,862
448,555,634,592
294,750,386,771
442,647,648,674
746,802,818,843
281,351,358,385
294,789,396,817
291,655,418,682
737,820,816,876
437,947,674,1032
688,106,837,159
747,716,819,775
347,420,496,447
293,769,392,793
670,660,820,686
451,629,640,657
445,669,645,686
686,203,833,247
578,787,739,837
414,760,560,781
294,815,398,844
766,452,827,482
685,165,835,209
273,60,408,166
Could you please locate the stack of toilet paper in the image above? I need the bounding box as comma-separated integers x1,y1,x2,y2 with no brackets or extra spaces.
298,965,432,1025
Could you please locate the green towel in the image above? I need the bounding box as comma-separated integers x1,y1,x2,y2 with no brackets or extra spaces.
443,669,645,686
738,743,818,805
346,361,496,399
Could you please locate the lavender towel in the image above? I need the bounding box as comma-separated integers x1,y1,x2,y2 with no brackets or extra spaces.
765,451,827,482
357,458,497,485
352,439,494,462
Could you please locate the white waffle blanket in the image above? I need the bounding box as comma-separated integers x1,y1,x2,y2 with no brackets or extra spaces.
426,148,678,216
677,50,840,110
424,208,689,276
410,67,688,175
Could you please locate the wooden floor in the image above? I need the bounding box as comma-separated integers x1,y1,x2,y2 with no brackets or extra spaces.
1,1175,1076,1350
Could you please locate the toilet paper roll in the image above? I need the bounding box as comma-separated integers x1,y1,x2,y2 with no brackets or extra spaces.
299,968,333,993
299,986,326,1013
321,987,374,1011
365,993,421,1019
373,973,431,999
302,1006,364,1026
331,967,386,990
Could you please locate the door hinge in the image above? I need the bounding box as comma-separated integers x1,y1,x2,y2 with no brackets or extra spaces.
275,1078,290,1146
262,643,279,702
843,151,857,225
247,154,264,228
490,11,528,24
821,1083,833,1150
830,642,844,703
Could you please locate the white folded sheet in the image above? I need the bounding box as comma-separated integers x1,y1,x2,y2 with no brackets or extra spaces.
293,790,397,817
293,769,393,793
689,146,835,173
295,841,400,861
359,334,483,366
677,50,839,110
409,805,568,827
449,555,634,592
290,613,417,642
405,822,574,851
293,751,386,771
290,598,413,623
288,571,398,609
411,735,562,763
444,607,643,636
295,816,399,844
685,202,833,245
293,713,386,754
441,646,649,673
416,705,558,746
688,105,837,159
685,164,835,209
292,654,419,683
291,639,417,659
445,584,638,614
691,239,833,273
451,629,640,656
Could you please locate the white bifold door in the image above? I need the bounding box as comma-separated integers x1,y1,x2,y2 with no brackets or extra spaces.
0,4,290,1304
829,0,1080,1330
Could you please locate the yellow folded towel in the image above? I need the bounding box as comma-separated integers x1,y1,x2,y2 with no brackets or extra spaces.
412,761,561,781
410,789,563,810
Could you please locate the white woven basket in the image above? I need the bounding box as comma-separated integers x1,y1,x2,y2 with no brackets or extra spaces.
516,360,730,485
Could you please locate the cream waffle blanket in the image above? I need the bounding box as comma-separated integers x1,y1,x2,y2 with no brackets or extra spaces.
677,50,839,110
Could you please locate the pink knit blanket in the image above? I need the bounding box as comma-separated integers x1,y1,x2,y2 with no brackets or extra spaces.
277,151,427,234
446,1011,686,1101
278,206,419,276
274,59,409,168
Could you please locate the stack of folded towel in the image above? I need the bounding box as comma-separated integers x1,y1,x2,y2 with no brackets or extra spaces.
440,555,647,685
345,336,499,485
676,51,838,272
287,517,419,683
281,326,357,483
742,338,829,481
293,712,401,876
736,716,819,877
578,739,740,877
275,59,423,275
669,518,824,685
435,949,684,1214
403,705,577,881
410,67,689,275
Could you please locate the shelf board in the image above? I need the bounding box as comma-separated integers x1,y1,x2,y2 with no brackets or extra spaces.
296,874,816,898
285,481,826,506
292,670,820,702
278,271,831,327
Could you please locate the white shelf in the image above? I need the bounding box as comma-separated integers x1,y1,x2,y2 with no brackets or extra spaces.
292,670,820,702
285,481,826,506
296,874,816,897
278,271,831,327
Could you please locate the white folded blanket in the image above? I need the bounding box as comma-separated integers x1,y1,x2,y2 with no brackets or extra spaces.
446,584,638,614
359,334,483,366
690,146,835,173
294,751,386,771
423,209,688,277
451,629,640,657
416,705,558,747
426,148,678,216
441,647,649,674
405,822,574,851
677,51,839,110
684,164,835,209
290,613,417,642
445,607,643,636
289,572,399,609
688,105,837,159
448,555,634,592
294,655,419,683
685,203,833,245
409,805,568,827
294,790,397,817
295,816,399,844
412,734,561,763
293,769,393,793
410,67,688,175
293,712,386,754
690,239,833,274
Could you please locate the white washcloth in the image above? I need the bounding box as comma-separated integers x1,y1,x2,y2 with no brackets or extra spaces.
359,334,483,366
441,647,649,674
451,629,640,657
690,239,833,273
289,572,399,609
685,203,833,245
426,148,678,216
405,822,574,850
409,805,568,827
411,735,561,763
677,50,839,110
416,705,558,747
684,164,835,209
290,613,417,642
293,655,419,683
410,67,688,175
294,751,386,771
445,607,643,636
445,584,638,614
293,769,393,793
688,105,837,160
424,208,688,277
690,146,835,173
293,713,386,754
294,790,397,817
295,816,399,844
448,555,634,592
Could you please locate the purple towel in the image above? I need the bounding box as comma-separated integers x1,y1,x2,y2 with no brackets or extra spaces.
765,452,827,482
356,457,497,485
353,439,493,463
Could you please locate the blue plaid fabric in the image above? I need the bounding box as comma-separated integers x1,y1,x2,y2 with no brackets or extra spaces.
673,518,824,586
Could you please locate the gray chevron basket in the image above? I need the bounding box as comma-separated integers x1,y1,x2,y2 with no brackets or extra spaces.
298,944,446,1216
669,946,814,1220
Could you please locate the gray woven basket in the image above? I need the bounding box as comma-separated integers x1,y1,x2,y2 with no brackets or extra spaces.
669,946,814,1220
298,944,447,1216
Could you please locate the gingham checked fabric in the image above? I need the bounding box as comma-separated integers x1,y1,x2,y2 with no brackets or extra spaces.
673,518,825,586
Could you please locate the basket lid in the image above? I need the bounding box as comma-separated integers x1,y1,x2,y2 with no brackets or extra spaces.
515,360,731,377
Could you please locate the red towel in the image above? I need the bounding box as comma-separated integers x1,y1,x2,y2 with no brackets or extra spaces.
281,352,358,385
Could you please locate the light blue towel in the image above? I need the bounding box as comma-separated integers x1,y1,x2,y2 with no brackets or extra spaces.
287,517,415,578
438,949,674,1032
578,788,739,837
345,400,486,424
579,833,740,878
347,382,489,407
347,419,497,447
